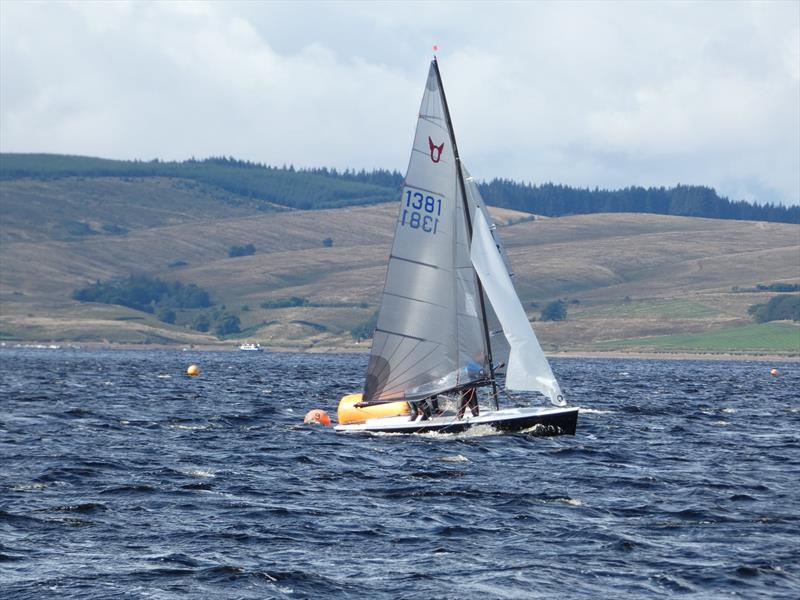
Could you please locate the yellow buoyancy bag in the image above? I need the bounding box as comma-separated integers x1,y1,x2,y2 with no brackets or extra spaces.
337,393,409,425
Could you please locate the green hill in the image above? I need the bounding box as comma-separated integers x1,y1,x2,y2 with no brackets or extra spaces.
594,322,799,353
2,153,797,223
0,153,399,210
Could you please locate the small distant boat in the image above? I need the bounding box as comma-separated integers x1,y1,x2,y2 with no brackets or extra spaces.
238,342,263,352
13,343,62,350
334,57,578,436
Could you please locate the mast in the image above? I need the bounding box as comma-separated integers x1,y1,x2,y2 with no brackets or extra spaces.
431,57,499,409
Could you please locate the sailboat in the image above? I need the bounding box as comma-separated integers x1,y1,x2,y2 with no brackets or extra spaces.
334,58,579,436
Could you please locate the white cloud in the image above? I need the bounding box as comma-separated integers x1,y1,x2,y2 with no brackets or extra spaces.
1,0,797,205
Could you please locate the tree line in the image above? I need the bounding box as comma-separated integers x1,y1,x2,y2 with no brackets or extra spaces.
479,180,798,223
2,153,796,224
748,295,800,323
73,274,211,313
72,274,241,336
0,154,397,210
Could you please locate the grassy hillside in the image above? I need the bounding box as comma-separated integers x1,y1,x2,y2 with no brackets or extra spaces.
0,177,282,243
594,322,799,353
1,175,798,354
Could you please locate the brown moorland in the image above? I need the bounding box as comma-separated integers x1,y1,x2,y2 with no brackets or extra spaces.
1,177,798,355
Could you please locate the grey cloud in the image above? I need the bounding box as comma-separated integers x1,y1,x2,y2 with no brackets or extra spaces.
1,0,797,205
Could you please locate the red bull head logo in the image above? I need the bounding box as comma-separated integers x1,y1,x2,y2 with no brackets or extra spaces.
428,137,444,163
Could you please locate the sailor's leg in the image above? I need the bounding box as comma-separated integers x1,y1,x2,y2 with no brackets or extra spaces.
419,399,432,421
470,392,479,417
456,394,466,419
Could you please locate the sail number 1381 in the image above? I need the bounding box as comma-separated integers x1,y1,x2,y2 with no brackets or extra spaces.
401,189,442,235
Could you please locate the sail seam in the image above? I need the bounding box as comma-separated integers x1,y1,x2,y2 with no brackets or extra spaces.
383,291,449,309
418,115,447,130
374,342,436,400
384,337,418,373
389,255,441,270
411,147,453,165
374,335,416,397
374,327,427,343
371,330,390,361
382,346,447,397
456,311,483,319
366,335,418,401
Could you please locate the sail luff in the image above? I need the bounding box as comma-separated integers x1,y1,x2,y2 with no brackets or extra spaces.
431,58,499,407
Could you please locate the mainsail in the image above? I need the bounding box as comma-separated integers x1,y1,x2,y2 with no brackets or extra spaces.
362,61,487,403
363,58,564,407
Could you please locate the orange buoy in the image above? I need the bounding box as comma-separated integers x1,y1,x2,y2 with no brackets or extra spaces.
304,409,331,426
187,364,200,377
770,368,779,377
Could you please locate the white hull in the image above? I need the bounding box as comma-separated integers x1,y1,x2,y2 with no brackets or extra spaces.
238,344,263,352
334,405,579,436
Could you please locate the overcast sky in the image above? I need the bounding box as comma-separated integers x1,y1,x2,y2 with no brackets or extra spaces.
1,1,798,205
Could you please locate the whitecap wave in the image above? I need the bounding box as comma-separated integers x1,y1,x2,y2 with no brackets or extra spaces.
439,454,469,463
554,497,583,507
183,469,215,478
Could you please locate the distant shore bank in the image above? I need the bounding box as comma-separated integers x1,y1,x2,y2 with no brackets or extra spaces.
548,350,799,363
2,340,797,363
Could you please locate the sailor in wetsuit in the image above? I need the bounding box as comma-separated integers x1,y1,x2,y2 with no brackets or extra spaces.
408,395,439,421
457,356,484,419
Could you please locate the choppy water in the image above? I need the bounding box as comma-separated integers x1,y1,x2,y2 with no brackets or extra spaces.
1,348,799,599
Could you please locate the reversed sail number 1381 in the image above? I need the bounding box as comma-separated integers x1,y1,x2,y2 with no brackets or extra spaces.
401,189,442,234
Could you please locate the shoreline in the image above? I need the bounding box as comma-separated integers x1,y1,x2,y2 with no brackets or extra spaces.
548,350,799,363
2,340,797,363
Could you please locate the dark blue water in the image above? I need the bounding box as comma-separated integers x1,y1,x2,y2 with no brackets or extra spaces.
1,349,798,599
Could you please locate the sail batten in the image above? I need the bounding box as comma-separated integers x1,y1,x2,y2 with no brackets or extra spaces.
389,255,441,270
373,328,429,342
382,292,450,310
